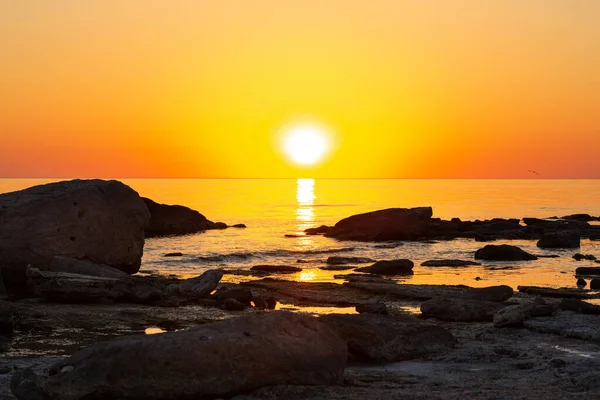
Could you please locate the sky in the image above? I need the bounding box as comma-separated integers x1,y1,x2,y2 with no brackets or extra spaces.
1,0,599,178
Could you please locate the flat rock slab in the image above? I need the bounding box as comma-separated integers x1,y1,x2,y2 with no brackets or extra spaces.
518,286,600,299
421,259,481,267
344,282,468,301
326,256,375,265
524,311,600,340
475,244,538,261
421,297,506,322
319,313,455,363
11,312,348,400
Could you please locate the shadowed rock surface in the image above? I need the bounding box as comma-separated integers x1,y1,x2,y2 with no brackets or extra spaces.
142,197,223,237
0,179,150,288
475,244,538,261
421,259,481,267
355,260,414,275
44,257,129,279
10,312,348,400
250,265,302,273
575,266,600,276
319,313,456,363
420,297,505,322
326,256,375,265
493,303,555,327
536,231,580,249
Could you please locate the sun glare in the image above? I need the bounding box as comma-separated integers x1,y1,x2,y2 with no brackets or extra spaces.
281,124,331,166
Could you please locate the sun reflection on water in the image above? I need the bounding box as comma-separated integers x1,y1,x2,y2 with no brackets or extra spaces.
298,271,317,281
295,179,316,233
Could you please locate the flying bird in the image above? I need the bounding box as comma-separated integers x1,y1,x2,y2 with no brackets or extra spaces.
528,170,540,175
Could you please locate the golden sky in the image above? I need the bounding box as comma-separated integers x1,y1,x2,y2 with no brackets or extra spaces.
1,0,599,178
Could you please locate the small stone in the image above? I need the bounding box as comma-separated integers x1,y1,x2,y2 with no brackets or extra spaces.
475,277,482,281
163,252,183,257
577,278,587,288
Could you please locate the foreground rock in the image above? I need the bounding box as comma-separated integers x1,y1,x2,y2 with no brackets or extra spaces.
536,231,580,249
319,314,455,363
559,298,600,315
143,197,225,237
11,312,348,400
421,259,480,267
420,297,505,322
0,179,150,288
324,207,433,241
493,303,555,327
355,260,414,275
44,256,129,279
475,244,538,261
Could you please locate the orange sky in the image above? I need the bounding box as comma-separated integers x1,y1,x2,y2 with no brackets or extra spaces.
1,0,599,178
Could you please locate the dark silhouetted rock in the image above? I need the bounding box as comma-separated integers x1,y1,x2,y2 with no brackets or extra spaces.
10,312,347,399
232,224,247,228
326,256,375,265
166,269,223,298
319,265,356,271
0,179,150,289
355,301,387,315
421,259,481,267
325,207,433,241
319,313,455,363
213,286,253,306
562,213,594,222
45,256,129,279
475,245,538,261
461,285,514,302
420,297,505,322
575,267,600,276
0,301,15,337
304,225,332,235
537,231,580,249
591,278,600,290
559,298,600,314
142,197,220,237
223,298,247,310
213,222,228,229
573,253,596,261
163,252,183,257
518,285,600,299
355,259,414,275
250,265,302,273
577,278,587,287
493,303,554,327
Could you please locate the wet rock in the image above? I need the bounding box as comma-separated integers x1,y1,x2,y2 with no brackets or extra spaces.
163,252,183,257
536,231,580,249
493,303,555,327
591,278,600,290
420,297,505,322
304,225,332,235
0,179,150,289
250,265,302,273
319,265,356,271
559,298,600,314
355,301,388,315
475,244,538,261
0,301,15,337
355,259,414,275
166,269,223,298
143,197,223,237
573,253,596,261
575,267,600,276
213,286,253,306
577,278,587,288
45,256,129,279
232,224,247,228
319,313,455,363
284,234,303,238
420,259,480,267
326,256,375,265
345,281,465,301
10,312,348,399
324,207,433,241
461,285,514,302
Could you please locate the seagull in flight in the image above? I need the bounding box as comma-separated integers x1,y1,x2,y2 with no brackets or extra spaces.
528,170,540,176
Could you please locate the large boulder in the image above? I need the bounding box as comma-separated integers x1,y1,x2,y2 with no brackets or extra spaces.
319,313,455,363
474,244,538,261
420,297,505,322
11,312,348,400
536,231,580,249
142,197,222,237
355,259,414,275
324,207,433,241
0,180,150,288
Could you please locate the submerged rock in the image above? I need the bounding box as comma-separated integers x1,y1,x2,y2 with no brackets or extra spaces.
324,207,433,241
319,313,455,363
475,244,538,261
0,179,150,288
142,197,222,237
304,225,332,235
573,253,596,261
421,259,481,267
163,252,183,257
536,231,580,249
10,312,348,400
420,297,505,322
326,256,375,265
355,259,414,275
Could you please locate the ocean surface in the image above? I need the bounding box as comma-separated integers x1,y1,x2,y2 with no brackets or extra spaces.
2,179,600,292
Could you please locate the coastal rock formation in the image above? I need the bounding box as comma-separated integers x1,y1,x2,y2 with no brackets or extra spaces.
536,231,580,249
475,244,538,261
326,256,375,265
420,297,505,322
319,313,456,363
421,259,481,267
461,285,514,302
575,267,600,276
493,303,555,328
355,259,414,275
0,179,149,288
324,207,433,241
10,312,348,400
143,197,224,237
250,265,303,273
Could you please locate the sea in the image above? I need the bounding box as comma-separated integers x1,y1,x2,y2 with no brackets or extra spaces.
1,179,600,292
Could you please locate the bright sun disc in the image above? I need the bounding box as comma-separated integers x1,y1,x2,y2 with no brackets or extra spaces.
282,125,330,166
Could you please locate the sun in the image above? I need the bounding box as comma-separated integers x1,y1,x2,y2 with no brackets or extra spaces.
280,124,332,166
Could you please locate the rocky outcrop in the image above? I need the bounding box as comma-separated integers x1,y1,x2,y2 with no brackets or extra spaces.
475,245,538,261
421,259,481,267
355,259,414,275
250,265,302,273
0,179,150,288
142,197,224,237
324,207,433,241
575,267,600,276
326,256,375,265
319,314,455,363
420,297,505,322
536,231,580,249
10,312,348,400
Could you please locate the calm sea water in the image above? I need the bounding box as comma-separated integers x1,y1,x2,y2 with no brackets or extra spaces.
1,179,599,292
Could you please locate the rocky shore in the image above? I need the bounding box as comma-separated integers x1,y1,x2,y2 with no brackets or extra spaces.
2,180,600,399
